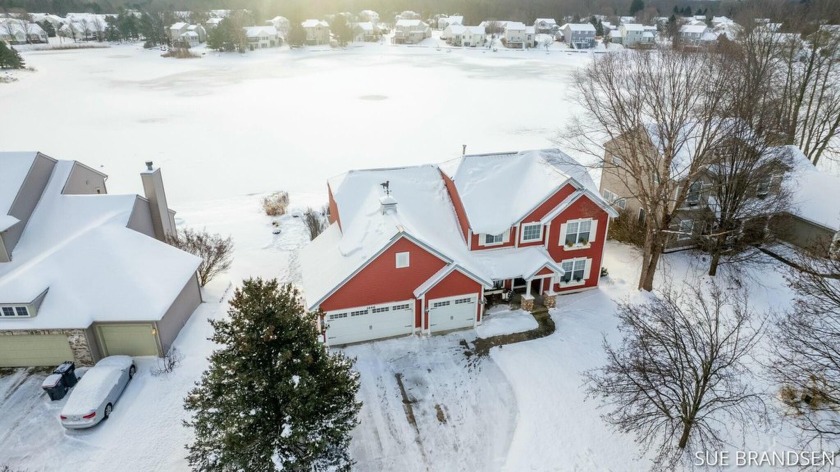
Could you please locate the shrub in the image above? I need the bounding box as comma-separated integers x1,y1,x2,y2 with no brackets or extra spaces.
167,228,234,286
161,48,199,59
608,207,645,247
262,191,289,217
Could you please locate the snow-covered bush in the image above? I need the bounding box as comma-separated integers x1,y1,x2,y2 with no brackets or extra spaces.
262,191,289,217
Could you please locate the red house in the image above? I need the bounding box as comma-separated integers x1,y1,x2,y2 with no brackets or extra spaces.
300,149,618,346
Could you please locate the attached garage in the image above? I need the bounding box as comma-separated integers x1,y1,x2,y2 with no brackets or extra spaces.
428,294,477,333
324,300,414,346
95,323,161,357
0,334,74,368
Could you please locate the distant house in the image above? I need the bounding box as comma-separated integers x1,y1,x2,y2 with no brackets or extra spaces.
463,26,486,47
266,16,290,36
244,26,280,49
562,23,596,49
186,24,207,42
620,23,653,48
775,147,840,254
438,15,463,30
0,153,202,368
534,18,558,35
359,10,380,23
205,17,223,30
302,19,330,45
169,21,189,40
0,19,48,44
503,21,527,48
442,24,466,45
394,19,431,44
353,22,381,42
679,24,709,45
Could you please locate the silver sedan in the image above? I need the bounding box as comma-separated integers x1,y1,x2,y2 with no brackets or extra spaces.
59,355,136,429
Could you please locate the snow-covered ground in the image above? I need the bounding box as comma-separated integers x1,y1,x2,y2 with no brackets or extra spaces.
0,40,820,471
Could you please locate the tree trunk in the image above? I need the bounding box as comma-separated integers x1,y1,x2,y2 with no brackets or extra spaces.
708,251,722,277
638,243,662,291
678,421,692,449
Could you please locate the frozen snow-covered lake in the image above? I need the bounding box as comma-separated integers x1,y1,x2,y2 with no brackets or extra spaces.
1,42,593,206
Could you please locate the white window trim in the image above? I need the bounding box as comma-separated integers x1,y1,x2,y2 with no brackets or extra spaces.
395,251,410,268
479,229,509,247
560,218,596,250
519,222,543,243
483,233,504,246
555,257,592,287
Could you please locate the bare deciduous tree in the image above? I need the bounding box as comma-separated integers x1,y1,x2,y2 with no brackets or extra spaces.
562,47,733,291
303,206,326,240
585,280,766,469
770,249,840,447
167,228,234,286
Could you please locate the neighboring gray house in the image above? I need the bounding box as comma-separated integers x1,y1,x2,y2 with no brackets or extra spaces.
0,153,202,368
534,18,558,35
562,23,596,49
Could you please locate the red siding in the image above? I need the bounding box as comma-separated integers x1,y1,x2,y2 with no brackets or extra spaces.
470,226,517,251
518,183,578,248
327,184,341,230
320,237,447,317
440,170,470,242
424,270,483,328
545,194,610,292
535,266,554,277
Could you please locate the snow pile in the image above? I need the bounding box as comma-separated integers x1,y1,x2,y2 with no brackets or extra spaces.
475,308,537,338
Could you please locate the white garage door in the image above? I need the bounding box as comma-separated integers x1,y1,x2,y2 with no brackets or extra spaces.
429,295,477,333
325,300,414,346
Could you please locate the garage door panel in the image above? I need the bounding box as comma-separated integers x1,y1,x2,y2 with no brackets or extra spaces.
0,334,74,368
429,295,476,333
325,301,414,346
97,324,159,357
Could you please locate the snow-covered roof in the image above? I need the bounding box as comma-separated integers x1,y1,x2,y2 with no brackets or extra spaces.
355,22,374,32
609,29,622,38
505,22,526,31
0,152,37,231
525,26,535,34
442,149,600,235
396,19,426,28
566,23,596,32
0,158,201,330
302,19,328,28
442,16,463,25
680,24,707,34
535,18,557,26
469,247,564,281
445,24,466,35
244,26,277,37
170,22,187,30
465,26,486,36
622,23,644,32
186,24,204,31
785,146,840,231
302,165,491,309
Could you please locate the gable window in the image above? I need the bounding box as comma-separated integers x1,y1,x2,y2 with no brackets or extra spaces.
756,176,771,197
678,220,694,241
559,259,588,284
564,219,592,246
395,252,410,268
686,181,702,206
484,233,504,245
521,223,542,242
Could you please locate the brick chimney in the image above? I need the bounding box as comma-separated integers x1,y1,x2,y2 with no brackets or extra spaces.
140,161,176,241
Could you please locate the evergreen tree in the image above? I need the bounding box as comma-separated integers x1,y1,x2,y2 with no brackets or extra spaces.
0,42,25,69
330,15,352,46
629,0,645,16
37,20,56,37
184,279,361,472
207,17,236,51
287,20,306,47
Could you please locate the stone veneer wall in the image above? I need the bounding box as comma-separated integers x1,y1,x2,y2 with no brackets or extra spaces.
0,329,94,366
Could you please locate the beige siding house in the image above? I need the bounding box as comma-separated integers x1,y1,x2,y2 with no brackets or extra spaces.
0,152,202,368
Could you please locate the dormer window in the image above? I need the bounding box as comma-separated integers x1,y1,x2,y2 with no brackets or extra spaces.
484,233,504,245
1,305,31,317
686,181,702,206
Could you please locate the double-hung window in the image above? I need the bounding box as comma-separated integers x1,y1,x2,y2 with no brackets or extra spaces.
685,181,702,206
564,219,592,246
678,220,694,241
559,259,587,283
